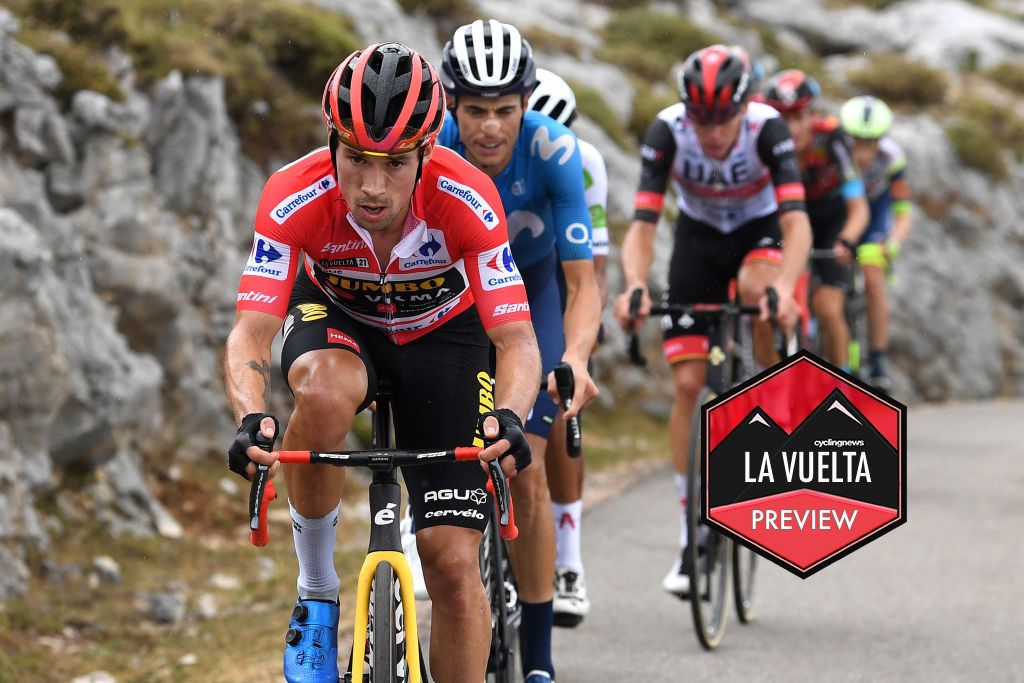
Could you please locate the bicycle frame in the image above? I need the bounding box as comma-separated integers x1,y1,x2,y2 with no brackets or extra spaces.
246,392,517,683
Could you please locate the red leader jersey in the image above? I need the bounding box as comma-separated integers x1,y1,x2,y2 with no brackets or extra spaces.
235,145,531,344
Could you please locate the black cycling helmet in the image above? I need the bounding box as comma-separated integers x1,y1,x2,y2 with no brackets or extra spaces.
441,19,537,98
323,42,446,156
763,69,821,114
677,44,754,125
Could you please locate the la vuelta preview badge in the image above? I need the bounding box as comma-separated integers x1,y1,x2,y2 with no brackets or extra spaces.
703,350,907,578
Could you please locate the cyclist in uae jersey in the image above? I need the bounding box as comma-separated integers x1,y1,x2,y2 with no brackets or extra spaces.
764,70,869,370
223,43,540,683
840,95,915,389
438,19,601,683
613,45,811,598
528,66,609,628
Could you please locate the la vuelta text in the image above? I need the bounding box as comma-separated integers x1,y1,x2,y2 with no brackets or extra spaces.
745,451,872,531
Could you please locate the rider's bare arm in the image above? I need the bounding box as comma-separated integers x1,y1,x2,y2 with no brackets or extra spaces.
225,309,283,421
489,320,542,422
839,195,870,247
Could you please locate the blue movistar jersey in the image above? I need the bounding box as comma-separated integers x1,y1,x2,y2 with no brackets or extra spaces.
438,110,592,270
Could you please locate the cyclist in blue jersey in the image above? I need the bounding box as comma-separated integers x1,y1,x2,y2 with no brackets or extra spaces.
438,19,601,683
528,67,609,628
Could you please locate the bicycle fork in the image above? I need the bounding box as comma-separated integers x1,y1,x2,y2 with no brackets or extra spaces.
350,473,422,683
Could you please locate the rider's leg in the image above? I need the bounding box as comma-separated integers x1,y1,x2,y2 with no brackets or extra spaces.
284,349,368,598
279,297,376,682
812,284,850,368
737,259,783,369
546,414,585,570
418,526,490,683
510,432,556,676
862,263,890,378
669,359,710,540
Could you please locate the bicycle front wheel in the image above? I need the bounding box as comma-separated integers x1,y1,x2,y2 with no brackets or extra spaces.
482,515,520,683
732,541,758,623
686,388,732,650
371,562,398,683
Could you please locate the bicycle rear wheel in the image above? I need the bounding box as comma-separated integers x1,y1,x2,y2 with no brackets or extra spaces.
686,387,732,650
481,515,520,683
371,562,399,683
732,542,757,623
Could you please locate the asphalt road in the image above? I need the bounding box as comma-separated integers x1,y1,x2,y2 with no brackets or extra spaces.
551,400,1024,682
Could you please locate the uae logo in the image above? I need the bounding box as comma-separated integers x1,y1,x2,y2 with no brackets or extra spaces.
704,350,906,578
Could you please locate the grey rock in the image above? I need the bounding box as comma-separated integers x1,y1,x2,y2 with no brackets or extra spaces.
92,555,122,584
70,672,117,683
0,543,30,599
46,163,86,212
148,586,188,624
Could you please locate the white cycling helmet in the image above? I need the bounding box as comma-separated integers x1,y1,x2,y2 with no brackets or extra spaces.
441,19,537,97
528,68,577,127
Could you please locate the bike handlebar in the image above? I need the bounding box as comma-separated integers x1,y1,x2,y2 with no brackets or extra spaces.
627,287,781,367
553,361,582,457
248,445,518,548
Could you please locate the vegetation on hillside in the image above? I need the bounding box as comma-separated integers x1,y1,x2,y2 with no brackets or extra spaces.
9,0,361,162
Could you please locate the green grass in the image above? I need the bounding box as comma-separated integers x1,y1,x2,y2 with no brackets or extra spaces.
9,0,361,163
945,121,1006,179
847,53,948,106
524,25,584,58
626,76,678,144
569,79,633,150
985,61,1024,95
598,8,719,82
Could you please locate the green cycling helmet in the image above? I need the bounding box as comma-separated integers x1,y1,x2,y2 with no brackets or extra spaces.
839,95,893,140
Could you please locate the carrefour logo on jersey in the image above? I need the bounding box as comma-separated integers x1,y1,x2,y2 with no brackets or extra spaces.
437,176,499,230
270,174,336,225
243,234,291,281
399,230,452,270
478,243,523,291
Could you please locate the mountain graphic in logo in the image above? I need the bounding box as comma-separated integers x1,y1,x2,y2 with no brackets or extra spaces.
254,239,283,264
487,247,515,273
707,406,789,508
419,235,442,257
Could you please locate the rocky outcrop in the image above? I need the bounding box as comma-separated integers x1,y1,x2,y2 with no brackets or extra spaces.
0,9,266,597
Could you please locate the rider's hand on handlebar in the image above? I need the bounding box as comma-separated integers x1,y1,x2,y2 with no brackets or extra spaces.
614,285,651,331
227,413,281,481
834,237,856,265
758,283,801,333
478,409,531,479
546,356,598,420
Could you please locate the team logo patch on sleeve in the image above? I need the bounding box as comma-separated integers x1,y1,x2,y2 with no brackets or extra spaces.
437,176,499,230
244,233,291,281
478,243,523,291
269,174,336,225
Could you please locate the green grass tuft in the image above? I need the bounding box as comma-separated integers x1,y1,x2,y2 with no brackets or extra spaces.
847,53,947,106
598,8,718,82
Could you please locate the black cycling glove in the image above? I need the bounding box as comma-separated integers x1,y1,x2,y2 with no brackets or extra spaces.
478,408,531,472
227,412,279,480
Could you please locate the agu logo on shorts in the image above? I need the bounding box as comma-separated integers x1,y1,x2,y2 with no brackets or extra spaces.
703,350,906,578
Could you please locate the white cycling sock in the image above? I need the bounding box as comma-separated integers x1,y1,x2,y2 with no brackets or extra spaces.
552,500,584,575
675,473,688,548
290,501,341,601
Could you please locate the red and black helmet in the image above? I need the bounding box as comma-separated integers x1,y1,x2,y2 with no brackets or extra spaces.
323,43,446,156
677,44,754,125
763,69,821,114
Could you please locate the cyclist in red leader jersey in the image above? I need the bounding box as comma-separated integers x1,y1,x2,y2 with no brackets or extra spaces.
614,45,812,596
223,43,541,683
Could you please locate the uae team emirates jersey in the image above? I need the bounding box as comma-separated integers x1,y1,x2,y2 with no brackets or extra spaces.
235,146,531,344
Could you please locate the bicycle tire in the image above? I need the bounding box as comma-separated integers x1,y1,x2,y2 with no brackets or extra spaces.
371,562,398,683
686,387,732,651
732,541,757,623
482,515,519,683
